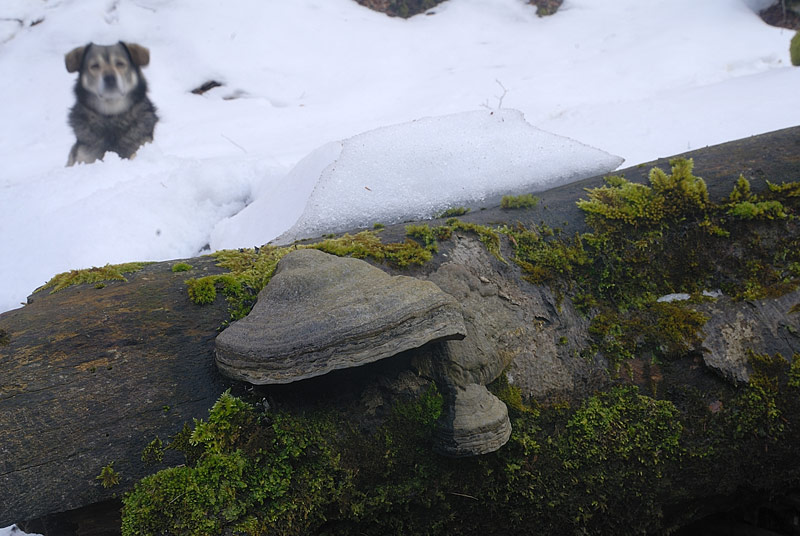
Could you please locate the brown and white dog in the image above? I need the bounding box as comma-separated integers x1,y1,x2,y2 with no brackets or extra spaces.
64,42,158,166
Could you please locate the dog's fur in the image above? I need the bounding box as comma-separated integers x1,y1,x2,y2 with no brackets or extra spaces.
65,42,158,166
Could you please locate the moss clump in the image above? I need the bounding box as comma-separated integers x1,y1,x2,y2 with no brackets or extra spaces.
503,224,585,285
141,437,164,466
588,301,708,368
727,200,787,220
791,30,800,67
122,390,345,536
171,262,193,273
789,353,800,389
37,262,152,293
185,276,217,305
0,328,9,346
405,224,441,253
97,462,121,489
577,158,708,230
500,193,539,210
311,231,432,267
437,206,470,218
446,219,506,262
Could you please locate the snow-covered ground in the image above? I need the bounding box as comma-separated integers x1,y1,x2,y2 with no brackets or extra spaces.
1,0,798,529
1,0,798,317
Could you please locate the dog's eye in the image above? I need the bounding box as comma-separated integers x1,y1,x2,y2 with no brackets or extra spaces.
115,61,127,69
89,63,100,71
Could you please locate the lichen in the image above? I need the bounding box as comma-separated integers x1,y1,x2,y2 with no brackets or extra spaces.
36,262,153,293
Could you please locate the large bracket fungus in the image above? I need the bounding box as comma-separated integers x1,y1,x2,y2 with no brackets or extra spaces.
215,249,467,384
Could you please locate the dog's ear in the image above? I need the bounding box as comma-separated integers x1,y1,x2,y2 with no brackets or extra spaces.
65,45,87,73
123,43,150,67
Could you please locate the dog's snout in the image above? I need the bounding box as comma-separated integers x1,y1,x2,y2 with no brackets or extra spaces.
103,74,117,89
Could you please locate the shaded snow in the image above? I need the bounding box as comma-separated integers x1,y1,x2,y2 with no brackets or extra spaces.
270,109,623,245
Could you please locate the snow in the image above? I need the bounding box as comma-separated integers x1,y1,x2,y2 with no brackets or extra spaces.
1,0,798,317
657,290,724,302
0,0,798,525
266,109,624,245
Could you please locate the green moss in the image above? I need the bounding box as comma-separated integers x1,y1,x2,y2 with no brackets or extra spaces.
97,462,121,489
577,158,707,230
405,224,440,252
122,390,346,536
447,219,506,263
141,437,164,466
500,161,800,368
533,0,563,17
37,262,152,293
437,206,470,218
791,30,800,67
171,262,193,273
500,193,539,210
311,230,432,267
489,372,534,416
185,276,217,305
123,365,800,536
727,174,752,203
503,224,585,285
588,301,708,367
727,200,787,220
789,353,800,389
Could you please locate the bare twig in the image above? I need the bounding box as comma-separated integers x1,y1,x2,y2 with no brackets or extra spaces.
221,133,248,154
448,491,479,501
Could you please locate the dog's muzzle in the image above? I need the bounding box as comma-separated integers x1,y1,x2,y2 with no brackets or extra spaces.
103,74,118,90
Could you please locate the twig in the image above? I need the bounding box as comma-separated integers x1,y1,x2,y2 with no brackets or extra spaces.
221,133,248,154
495,79,508,109
448,491,479,501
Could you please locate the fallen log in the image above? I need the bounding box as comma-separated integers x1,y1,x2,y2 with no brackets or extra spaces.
1,126,799,529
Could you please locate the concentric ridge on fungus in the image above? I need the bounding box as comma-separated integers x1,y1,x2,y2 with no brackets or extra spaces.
215,249,466,384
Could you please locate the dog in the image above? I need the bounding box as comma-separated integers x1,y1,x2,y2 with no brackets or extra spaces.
64,41,158,166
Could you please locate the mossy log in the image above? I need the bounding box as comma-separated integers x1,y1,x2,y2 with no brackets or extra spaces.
1,126,799,529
